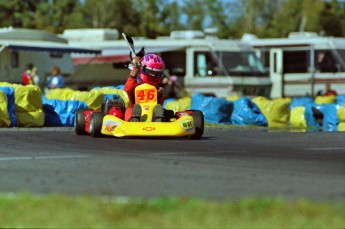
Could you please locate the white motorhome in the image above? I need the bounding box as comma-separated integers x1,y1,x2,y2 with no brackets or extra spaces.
244,32,345,98
0,27,100,90
63,29,271,97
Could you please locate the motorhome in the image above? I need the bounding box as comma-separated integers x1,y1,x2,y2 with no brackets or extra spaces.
63,29,271,97
244,32,345,98
0,27,100,90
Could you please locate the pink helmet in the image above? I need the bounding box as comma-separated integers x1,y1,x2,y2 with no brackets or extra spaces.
138,54,165,87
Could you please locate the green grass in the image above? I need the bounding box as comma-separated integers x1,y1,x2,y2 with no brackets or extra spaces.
0,193,344,228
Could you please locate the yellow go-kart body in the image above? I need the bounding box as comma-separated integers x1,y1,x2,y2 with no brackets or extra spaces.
100,83,196,137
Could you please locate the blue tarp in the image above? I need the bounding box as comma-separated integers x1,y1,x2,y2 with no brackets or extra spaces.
42,96,87,127
0,86,16,127
190,93,233,124
304,103,322,130
319,104,339,131
336,95,345,106
304,103,339,131
290,97,314,109
231,97,267,126
93,85,125,90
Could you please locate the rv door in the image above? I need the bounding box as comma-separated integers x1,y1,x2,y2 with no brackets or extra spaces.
270,48,283,98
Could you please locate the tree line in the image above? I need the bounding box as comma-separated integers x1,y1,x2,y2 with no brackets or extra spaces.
0,0,344,39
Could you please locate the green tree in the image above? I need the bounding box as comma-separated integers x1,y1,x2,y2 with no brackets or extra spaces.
133,0,165,38
181,0,206,30
205,0,234,38
82,0,118,28
262,0,322,37
225,0,278,38
161,1,185,34
33,0,83,33
319,1,344,36
0,0,41,28
81,0,141,35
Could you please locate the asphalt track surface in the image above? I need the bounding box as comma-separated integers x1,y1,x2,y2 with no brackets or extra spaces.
0,127,344,202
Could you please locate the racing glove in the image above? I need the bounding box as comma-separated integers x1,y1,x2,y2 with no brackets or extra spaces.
129,56,141,78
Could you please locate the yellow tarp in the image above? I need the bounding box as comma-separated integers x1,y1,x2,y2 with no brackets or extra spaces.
46,87,130,111
91,87,129,108
226,95,240,101
165,97,191,113
289,106,307,128
337,122,345,131
0,90,10,127
252,97,291,127
46,88,104,110
337,105,345,122
45,88,74,100
15,110,45,127
0,83,42,112
0,83,44,127
314,95,336,105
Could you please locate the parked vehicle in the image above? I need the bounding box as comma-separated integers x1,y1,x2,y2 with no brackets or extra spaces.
63,29,271,97
244,32,345,98
0,27,100,89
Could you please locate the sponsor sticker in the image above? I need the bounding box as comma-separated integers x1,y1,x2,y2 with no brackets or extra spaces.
104,120,122,132
142,126,156,131
180,120,193,130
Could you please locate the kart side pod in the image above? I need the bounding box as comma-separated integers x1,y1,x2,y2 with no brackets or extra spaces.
100,114,196,137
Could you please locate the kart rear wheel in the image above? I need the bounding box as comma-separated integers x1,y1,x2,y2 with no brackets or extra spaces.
90,112,104,137
189,110,204,140
75,108,90,135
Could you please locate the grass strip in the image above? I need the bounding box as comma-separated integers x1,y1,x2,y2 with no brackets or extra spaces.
0,193,344,228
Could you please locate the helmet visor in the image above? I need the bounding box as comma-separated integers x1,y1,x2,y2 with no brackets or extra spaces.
143,66,164,78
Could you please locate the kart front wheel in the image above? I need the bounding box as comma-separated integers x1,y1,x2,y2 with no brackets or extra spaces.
189,110,204,140
90,112,104,137
75,108,90,135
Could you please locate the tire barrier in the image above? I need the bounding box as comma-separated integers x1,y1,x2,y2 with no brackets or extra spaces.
0,83,344,131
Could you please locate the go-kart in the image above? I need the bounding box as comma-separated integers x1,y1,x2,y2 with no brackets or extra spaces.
74,83,204,139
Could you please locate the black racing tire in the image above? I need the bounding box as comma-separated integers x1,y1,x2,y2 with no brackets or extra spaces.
189,110,204,140
74,108,90,135
90,112,104,138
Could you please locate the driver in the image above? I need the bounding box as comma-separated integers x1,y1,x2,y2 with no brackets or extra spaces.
124,53,166,122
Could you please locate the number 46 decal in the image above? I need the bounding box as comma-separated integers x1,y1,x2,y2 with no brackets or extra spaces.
135,89,157,103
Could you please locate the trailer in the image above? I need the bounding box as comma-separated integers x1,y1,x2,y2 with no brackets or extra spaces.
63,29,271,98
0,27,100,91
244,32,345,98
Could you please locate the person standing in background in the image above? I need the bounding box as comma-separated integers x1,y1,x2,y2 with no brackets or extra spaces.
21,63,34,85
324,83,337,96
46,66,65,89
31,67,40,86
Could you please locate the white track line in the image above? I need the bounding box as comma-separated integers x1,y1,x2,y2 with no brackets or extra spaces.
0,155,88,161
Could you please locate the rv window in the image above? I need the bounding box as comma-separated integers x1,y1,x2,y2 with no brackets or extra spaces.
11,52,18,68
216,51,267,76
336,50,345,71
316,50,339,73
193,52,217,77
283,51,309,73
161,51,186,77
